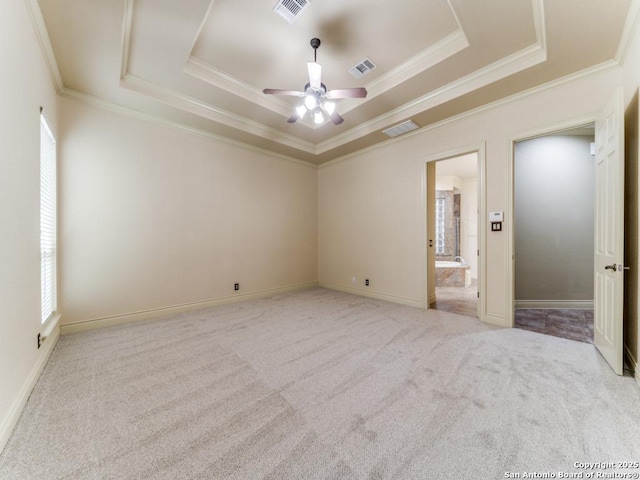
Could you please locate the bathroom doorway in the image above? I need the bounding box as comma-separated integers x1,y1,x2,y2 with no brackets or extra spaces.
512,125,595,343
428,152,479,317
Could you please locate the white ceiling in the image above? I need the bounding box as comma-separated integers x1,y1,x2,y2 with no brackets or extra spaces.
36,0,633,165
437,153,478,180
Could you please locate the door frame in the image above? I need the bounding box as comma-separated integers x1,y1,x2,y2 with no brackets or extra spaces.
506,114,597,327
424,142,487,322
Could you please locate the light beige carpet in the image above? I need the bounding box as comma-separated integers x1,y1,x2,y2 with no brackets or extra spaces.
1,288,639,479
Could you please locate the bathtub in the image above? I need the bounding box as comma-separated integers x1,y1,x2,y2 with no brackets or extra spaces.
435,261,471,287
436,261,465,268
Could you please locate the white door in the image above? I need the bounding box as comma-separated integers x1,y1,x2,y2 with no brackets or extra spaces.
594,88,625,375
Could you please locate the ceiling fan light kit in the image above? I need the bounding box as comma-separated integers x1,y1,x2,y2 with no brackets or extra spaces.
263,38,367,126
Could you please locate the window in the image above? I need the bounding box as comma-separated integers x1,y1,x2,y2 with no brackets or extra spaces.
435,197,445,254
40,113,57,324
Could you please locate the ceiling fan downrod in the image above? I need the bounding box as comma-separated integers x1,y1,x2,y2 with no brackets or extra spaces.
310,37,320,62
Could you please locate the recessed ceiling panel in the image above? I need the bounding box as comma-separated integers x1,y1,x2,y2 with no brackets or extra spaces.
190,0,461,91
127,0,212,81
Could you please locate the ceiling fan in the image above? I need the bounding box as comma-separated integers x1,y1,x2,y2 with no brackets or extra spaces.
263,38,367,125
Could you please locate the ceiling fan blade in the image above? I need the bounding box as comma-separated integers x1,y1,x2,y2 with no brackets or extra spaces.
307,62,322,89
263,89,305,96
329,112,344,125
326,87,368,99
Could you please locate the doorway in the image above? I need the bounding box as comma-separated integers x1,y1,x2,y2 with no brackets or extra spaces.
427,152,480,317
507,91,626,375
512,125,595,343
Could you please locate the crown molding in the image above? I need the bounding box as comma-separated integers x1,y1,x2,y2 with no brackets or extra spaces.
183,57,294,118
182,28,467,126
25,0,314,162
341,30,469,114
183,57,337,130
114,0,547,155
532,0,547,50
59,87,317,168
120,74,316,153
23,0,64,94
182,1,468,120
119,0,134,80
29,0,625,166
182,0,305,123
121,0,317,130
317,41,547,154
319,60,618,169
317,0,546,153
615,0,640,66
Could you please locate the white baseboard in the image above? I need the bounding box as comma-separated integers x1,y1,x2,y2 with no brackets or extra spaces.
514,300,594,309
484,313,509,328
60,283,319,335
319,282,424,309
0,318,60,454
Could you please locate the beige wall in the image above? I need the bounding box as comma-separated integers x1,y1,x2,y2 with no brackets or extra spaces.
0,0,60,450
319,67,622,325
319,152,426,305
58,99,318,327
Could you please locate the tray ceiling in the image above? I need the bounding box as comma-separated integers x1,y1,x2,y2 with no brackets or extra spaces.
36,0,633,164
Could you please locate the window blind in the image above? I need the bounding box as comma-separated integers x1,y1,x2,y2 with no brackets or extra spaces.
40,114,57,324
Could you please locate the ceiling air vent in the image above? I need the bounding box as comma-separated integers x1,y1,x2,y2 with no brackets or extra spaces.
273,0,310,24
382,120,419,138
349,58,376,78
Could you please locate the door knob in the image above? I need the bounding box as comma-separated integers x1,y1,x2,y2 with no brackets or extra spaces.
604,264,617,271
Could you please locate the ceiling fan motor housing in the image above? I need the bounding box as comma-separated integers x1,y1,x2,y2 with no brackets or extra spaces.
304,82,327,94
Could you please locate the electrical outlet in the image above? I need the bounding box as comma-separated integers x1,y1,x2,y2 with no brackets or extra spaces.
234,283,239,291
365,279,369,286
